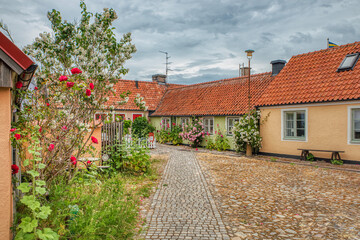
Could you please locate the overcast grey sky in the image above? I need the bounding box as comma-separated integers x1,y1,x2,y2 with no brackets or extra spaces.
0,0,359,84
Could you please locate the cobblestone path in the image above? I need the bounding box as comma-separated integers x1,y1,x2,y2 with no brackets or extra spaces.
144,149,230,240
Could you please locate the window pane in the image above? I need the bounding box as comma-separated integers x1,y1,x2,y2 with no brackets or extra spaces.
297,112,305,120
286,112,294,120
355,120,360,130
354,109,360,120
286,129,294,136
297,120,305,128
297,129,305,137
355,130,360,139
340,55,357,69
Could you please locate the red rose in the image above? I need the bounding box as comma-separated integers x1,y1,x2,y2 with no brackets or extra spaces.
14,134,22,140
59,75,68,82
16,81,23,89
66,82,75,88
46,103,50,107
87,160,92,165
48,144,55,151
172,123,176,126
86,89,91,96
89,83,94,90
10,128,16,132
70,155,77,165
34,87,38,90
11,164,19,174
91,136,98,144
71,68,82,74
39,127,42,133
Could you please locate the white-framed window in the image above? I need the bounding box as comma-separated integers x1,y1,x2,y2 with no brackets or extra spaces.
180,117,190,127
227,117,240,135
281,108,307,141
203,117,214,135
348,106,360,144
162,117,171,130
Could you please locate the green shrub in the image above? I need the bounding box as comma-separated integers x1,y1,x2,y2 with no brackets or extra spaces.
155,129,170,144
132,117,155,138
331,159,343,165
205,136,216,150
123,120,132,135
169,124,183,145
214,129,230,151
306,153,315,162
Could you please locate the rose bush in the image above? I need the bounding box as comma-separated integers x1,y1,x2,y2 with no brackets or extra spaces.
180,118,204,147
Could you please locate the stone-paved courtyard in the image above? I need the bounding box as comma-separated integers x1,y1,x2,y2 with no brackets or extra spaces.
198,152,360,240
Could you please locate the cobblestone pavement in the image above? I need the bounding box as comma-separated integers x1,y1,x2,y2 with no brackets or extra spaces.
198,153,360,240
144,147,230,240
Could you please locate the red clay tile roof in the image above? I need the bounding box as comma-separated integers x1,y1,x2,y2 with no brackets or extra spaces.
0,32,33,71
107,80,184,111
257,42,360,107
151,73,274,116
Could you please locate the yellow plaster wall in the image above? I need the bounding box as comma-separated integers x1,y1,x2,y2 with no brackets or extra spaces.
0,88,12,239
260,103,360,161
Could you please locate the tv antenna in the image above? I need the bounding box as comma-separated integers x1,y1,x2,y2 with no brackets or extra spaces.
159,50,172,76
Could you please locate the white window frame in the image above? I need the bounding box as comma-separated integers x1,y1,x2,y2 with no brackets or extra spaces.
348,106,360,144
162,117,171,130
203,117,214,135
281,108,308,142
226,116,240,136
179,117,190,127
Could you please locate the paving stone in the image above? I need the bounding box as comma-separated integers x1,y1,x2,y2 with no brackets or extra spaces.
143,146,229,239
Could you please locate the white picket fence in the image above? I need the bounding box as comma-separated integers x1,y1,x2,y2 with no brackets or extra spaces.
123,134,156,149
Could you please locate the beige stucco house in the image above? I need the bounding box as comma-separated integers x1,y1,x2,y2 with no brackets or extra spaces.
257,42,360,162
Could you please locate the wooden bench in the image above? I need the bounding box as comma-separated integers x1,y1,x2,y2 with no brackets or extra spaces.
298,149,344,161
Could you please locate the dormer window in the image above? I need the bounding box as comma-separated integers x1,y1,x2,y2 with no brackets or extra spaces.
338,53,359,71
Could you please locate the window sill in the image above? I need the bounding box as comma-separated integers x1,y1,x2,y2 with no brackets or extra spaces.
282,137,306,142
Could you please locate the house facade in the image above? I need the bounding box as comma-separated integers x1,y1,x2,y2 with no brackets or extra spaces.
0,32,37,239
150,71,275,149
257,42,360,161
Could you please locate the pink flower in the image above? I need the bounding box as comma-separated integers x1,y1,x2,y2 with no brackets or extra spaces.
10,128,16,132
34,87,38,90
46,103,50,107
172,123,176,126
48,144,55,151
67,82,74,88
221,135,223,138
16,81,23,89
89,83,94,90
14,134,22,140
59,75,68,82
196,148,198,151
71,68,82,74
62,126,68,130
91,136,98,144
39,127,42,133
86,89,91,96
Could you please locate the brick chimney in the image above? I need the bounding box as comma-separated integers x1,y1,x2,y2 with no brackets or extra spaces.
152,74,167,84
270,60,286,76
240,66,251,76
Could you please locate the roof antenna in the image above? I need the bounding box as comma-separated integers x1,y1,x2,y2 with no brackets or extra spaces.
159,51,172,77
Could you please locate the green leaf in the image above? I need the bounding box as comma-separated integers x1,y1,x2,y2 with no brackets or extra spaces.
35,187,46,195
23,159,30,166
34,152,41,156
36,206,52,220
28,170,40,177
21,196,40,211
36,180,46,186
37,163,46,169
18,217,38,233
37,228,59,240
15,229,35,240
18,182,31,193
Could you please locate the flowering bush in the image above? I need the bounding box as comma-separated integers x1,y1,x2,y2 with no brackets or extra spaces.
179,118,204,147
156,129,171,144
169,124,183,145
233,110,262,153
214,128,230,151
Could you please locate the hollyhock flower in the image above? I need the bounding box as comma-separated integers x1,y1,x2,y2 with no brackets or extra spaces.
67,82,75,88
172,123,176,126
91,136,98,144
221,135,223,138
14,134,21,140
62,126,68,130
89,83,94,90
16,81,23,89
59,75,68,82
86,89,91,96
46,103,50,107
48,144,55,151
10,128,16,132
34,87,38,90
11,164,19,174
71,68,82,74
196,148,198,151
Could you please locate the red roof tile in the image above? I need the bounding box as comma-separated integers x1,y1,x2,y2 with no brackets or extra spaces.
151,73,273,116
257,42,360,107
106,80,184,111
0,32,33,71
